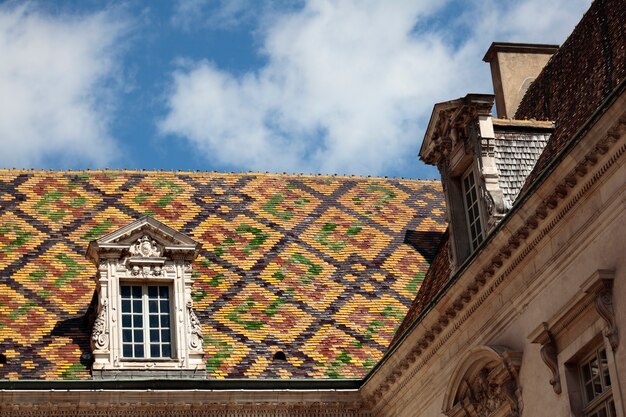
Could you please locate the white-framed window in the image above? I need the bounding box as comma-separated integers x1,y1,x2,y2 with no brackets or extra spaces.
120,284,172,359
580,347,616,417
462,167,484,250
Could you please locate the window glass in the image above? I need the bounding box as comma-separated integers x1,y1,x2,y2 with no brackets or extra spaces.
462,168,484,250
580,347,613,417
120,284,172,359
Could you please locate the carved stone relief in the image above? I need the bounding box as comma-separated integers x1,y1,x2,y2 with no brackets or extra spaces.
129,235,163,258
443,347,522,417
91,298,109,352
187,300,204,353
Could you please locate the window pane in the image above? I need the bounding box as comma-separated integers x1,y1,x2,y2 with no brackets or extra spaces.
600,349,611,388
150,329,160,342
160,315,169,327
132,286,142,298
122,329,132,343
134,329,143,343
121,300,131,313
151,344,160,358
162,329,170,343
134,344,144,358
162,344,171,358
122,315,131,327
133,314,143,327
149,299,158,313
123,344,132,357
121,286,130,297
150,315,159,327
148,286,158,297
133,300,142,312
160,300,169,311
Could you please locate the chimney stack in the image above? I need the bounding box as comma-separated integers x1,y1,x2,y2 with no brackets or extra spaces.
483,42,559,118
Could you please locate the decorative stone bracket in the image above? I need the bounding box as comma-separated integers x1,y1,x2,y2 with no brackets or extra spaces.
535,323,561,394
583,271,619,351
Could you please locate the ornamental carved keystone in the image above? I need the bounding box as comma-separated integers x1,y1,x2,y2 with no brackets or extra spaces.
443,346,523,417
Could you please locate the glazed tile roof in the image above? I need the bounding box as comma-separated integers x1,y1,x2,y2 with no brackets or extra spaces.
515,0,626,191
0,170,445,380
389,231,450,346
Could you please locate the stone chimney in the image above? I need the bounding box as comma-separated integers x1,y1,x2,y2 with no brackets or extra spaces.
483,42,559,118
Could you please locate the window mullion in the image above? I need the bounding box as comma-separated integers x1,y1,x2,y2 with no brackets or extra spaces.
143,285,150,359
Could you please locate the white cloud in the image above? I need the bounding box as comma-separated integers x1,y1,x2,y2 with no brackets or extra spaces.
160,0,591,176
0,4,128,168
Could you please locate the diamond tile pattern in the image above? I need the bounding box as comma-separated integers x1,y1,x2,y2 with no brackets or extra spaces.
0,170,446,380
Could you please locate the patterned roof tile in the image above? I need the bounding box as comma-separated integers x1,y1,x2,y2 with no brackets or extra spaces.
0,170,445,380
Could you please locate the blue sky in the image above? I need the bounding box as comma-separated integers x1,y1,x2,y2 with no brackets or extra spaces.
0,0,591,178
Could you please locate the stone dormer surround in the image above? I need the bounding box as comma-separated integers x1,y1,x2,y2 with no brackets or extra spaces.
86,216,205,379
419,94,506,268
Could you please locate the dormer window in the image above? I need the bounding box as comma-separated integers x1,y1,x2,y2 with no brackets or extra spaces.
86,216,205,379
462,167,484,250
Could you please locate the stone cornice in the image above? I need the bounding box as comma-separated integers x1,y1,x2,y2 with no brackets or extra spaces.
0,389,366,416
363,99,626,411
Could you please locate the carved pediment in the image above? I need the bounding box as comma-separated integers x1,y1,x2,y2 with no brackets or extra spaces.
86,216,200,264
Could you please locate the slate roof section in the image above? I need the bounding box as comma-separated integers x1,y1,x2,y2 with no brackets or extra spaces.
492,121,552,207
0,170,446,380
515,0,626,191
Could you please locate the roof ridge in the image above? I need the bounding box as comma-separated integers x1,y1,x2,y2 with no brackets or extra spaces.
0,168,439,181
